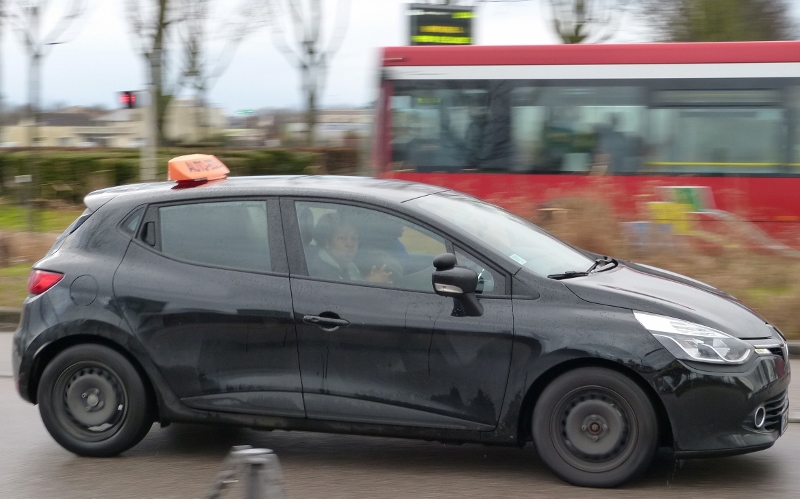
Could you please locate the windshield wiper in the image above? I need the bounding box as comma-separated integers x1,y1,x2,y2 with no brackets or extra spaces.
547,270,589,280
547,257,618,280
586,256,617,274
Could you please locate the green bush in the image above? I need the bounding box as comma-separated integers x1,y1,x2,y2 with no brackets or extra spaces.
0,147,357,202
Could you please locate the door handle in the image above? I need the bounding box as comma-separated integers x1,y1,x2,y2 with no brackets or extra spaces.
303,315,350,329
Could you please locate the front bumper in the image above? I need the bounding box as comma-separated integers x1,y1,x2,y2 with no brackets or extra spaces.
653,353,790,457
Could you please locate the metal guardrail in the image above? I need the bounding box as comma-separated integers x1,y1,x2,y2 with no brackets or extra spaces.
206,446,287,499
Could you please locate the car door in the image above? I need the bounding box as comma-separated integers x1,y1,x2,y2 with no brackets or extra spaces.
113,198,305,418
283,198,514,430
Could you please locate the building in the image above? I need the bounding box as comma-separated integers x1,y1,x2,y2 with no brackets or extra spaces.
5,99,227,148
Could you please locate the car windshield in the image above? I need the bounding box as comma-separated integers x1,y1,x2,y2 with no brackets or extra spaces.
412,192,593,277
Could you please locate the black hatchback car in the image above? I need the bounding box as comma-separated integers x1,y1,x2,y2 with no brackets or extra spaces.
12,156,790,487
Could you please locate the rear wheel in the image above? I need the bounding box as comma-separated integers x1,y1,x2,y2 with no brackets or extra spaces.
37,344,153,457
532,367,658,488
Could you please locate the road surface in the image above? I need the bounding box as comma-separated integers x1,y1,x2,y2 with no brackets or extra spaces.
1,332,798,498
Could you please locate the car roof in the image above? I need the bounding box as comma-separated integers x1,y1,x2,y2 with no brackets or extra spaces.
85,175,448,211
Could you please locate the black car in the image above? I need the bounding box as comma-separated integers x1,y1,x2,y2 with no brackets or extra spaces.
12,156,790,488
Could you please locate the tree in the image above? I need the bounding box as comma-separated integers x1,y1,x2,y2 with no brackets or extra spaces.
124,0,183,155
640,0,795,42
418,1,534,4
548,0,631,43
7,0,90,230
266,0,351,146
8,0,89,147
0,0,6,144
177,0,265,142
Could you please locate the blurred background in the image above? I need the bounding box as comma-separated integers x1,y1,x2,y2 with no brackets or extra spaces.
1,0,800,339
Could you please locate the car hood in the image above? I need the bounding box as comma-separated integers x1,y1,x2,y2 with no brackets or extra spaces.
564,263,772,339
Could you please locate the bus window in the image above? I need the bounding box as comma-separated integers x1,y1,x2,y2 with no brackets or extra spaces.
648,89,786,175
391,81,515,172
511,85,646,174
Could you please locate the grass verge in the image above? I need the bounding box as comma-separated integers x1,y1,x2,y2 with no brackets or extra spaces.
0,204,84,232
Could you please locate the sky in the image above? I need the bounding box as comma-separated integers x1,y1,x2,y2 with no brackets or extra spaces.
0,0,647,115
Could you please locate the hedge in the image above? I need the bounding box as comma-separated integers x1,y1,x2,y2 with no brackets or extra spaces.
0,148,359,203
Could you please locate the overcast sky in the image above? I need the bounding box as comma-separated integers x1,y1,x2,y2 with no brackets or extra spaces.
0,0,650,115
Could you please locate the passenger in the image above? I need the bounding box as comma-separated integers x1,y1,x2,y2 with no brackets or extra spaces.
311,212,393,283
357,218,410,273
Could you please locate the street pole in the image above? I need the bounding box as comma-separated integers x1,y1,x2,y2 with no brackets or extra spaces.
140,85,157,182
149,83,157,180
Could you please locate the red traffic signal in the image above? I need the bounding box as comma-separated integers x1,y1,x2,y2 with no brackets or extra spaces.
120,91,137,109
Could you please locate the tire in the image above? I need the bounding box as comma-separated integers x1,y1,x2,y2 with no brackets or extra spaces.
532,367,658,488
37,344,154,457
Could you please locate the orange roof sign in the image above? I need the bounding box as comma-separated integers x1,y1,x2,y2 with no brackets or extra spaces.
168,154,230,182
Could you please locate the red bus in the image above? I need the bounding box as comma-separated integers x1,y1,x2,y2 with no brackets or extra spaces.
374,42,800,250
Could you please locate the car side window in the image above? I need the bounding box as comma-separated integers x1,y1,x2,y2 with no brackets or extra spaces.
454,248,505,296
295,201,446,292
158,201,271,272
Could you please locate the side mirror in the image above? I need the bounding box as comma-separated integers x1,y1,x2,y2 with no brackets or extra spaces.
432,253,484,317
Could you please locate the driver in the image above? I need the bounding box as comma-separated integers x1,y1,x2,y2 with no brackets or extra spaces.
311,212,393,284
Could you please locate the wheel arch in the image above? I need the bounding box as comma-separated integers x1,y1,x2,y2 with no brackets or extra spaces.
517,357,673,449
28,333,160,423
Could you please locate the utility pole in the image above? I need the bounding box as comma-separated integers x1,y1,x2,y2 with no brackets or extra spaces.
140,84,157,182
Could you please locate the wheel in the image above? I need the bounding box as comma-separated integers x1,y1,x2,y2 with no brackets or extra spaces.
37,344,154,457
532,367,658,488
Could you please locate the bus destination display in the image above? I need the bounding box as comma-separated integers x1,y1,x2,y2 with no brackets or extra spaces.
408,4,474,46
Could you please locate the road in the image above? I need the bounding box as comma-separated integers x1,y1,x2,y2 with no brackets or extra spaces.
2,332,799,498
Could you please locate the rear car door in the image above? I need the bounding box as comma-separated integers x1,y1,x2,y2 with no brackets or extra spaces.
113,198,304,418
283,199,514,430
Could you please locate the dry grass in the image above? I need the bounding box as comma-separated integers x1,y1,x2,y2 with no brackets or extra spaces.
527,195,800,339
0,231,59,267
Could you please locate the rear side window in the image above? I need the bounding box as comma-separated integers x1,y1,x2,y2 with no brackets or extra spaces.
46,208,93,256
158,201,271,272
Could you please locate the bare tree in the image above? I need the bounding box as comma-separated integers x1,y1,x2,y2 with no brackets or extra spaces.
124,0,184,149
0,0,7,146
7,1,89,230
418,0,534,4
7,0,89,147
266,0,351,146
548,0,630,43
177,0,265,142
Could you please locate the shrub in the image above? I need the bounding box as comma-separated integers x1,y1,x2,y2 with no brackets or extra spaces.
0,147,356,201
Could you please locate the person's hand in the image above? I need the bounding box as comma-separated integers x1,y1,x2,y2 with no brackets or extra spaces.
366,264,393,283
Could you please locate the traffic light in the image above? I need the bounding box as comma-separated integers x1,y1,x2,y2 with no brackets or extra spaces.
120,91,137,109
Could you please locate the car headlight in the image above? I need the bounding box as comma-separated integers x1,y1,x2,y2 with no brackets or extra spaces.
634,311,752,364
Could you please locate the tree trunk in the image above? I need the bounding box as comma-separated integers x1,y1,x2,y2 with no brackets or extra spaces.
27,55,40,149
151,0,172,145
26,52,41,231
197,83,208,142
307,82,317,147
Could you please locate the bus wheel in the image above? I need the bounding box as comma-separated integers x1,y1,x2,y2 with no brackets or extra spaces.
37,344,153,457
532,367,658,488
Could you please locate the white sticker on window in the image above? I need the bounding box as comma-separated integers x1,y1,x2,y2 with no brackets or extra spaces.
510,254,527,265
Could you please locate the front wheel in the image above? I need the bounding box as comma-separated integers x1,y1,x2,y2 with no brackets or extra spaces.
37,344,154,457
532,367,658,488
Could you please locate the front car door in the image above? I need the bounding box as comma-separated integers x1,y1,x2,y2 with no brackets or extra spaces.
283,199,514,430
113,198,304,418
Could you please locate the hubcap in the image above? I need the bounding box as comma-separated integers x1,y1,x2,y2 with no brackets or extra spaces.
550,387,637,473
55,364,127,439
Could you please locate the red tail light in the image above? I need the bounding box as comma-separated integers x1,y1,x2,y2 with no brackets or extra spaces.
27,270,64,295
